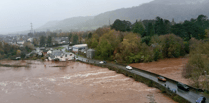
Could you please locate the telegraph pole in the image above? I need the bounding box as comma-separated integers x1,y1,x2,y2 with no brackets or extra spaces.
30,23,34,34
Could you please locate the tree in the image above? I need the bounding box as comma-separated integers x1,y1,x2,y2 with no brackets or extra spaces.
28,33,33,37
96,38,114,60
20,51,26,59
87,32,92,39
23,42,35,52
132,20,145,36
146,23,155,37
154,17,171,35
33,38,39,46
115,33,141,62
91,38,98,48
47,36,52,46
68,33,72,43
72,35,78,44
111,19,131,32
39,36,46,47
16,50,21,56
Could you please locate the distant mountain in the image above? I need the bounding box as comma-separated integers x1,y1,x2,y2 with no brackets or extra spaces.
38,0,209,32
37,16,94,31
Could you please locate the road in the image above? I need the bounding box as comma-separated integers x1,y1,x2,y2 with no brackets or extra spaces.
76,56,209,103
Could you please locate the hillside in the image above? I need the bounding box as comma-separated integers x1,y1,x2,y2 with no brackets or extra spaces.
38,0,209,32
37,16,94,31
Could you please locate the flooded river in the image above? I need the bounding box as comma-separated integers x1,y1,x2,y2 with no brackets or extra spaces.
0,60,175,103
130,58,189,84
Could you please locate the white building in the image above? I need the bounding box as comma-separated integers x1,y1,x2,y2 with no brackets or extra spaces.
48,50,75,61
27,38,33,42
72,44,88,52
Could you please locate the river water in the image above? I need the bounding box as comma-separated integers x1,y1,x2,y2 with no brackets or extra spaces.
130,58,189,84
0,60,175,103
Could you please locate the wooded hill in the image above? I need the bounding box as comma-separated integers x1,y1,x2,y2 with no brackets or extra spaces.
38,0,209,32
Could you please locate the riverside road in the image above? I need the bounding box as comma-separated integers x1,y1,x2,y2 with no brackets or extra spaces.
77,56,209,103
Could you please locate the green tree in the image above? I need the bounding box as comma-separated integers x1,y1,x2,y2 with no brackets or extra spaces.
111,19,131,32
87,32,92,39
16,50,21,56
115,33,141,62
91,38,98,48
33,38,39,46
72,35,78,44
132,20,145,36
40,36,46,47
96,38,113,60
47,36,52,46
68,33,72,43
146,23,155,36
154,17,171,35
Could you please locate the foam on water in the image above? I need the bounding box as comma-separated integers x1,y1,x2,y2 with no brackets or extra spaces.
60,71,113,79
0,82,7,86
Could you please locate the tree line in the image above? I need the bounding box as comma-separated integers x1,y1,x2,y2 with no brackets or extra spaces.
0,41,34,59
86,14,209,64
111,14,209,41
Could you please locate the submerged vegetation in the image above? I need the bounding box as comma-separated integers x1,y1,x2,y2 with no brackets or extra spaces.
183,38,209,90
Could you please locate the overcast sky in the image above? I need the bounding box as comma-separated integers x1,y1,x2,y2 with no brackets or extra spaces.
0,0,153,34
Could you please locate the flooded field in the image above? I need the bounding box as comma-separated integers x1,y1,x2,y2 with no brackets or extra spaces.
130,58,189,84
0,60,176,103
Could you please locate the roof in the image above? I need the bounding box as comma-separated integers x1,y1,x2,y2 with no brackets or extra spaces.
52,51,63,56
50,55,55,59
73,44,87,48
87,49,95,51
40,47,45,50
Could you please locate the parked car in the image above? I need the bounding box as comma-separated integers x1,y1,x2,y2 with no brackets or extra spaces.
157,76,166,82
196,96,206,103
99,61,106,64
126,66,133,70
177,82,189,91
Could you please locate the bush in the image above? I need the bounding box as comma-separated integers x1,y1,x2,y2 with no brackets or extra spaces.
184,42,189,54
183,40,209,90
141,36,151,45
153,48,162,61
148,81,153,87
159,34,185,58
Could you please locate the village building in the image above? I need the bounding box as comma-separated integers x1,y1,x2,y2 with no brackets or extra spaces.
48,50,74,61
86,49,95,59
72,44,88,53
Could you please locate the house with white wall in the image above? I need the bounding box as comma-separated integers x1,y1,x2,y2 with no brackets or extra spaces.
48,50,74,61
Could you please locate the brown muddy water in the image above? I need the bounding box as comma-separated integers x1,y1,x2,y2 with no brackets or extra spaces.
130,58,189,85
0,60,176,103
